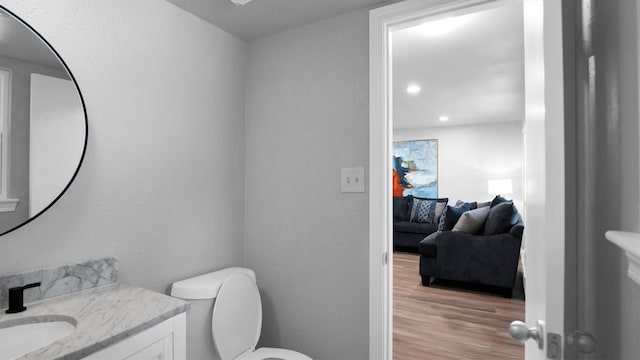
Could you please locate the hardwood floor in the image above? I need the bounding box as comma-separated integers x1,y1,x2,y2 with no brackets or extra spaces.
393,251,525,360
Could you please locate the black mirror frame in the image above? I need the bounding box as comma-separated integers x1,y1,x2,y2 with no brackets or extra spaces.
0,5,88,238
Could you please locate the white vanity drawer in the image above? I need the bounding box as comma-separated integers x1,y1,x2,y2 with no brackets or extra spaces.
124,334,171,360
84,313,185,360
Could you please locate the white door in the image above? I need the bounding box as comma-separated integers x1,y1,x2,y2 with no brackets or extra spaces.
519,0,567,358
369,0,571,359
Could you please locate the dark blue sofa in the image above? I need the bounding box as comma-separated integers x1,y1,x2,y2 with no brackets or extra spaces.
418,200,524,298
393,196,447,251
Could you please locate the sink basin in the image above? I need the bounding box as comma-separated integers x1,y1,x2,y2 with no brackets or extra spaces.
0,315,76,360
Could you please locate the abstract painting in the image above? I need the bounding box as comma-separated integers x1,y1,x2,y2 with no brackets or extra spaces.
392,139,438,198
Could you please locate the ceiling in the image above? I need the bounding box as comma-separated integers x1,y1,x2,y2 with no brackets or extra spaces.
392,2,524,129
167,0,524,130
0,10,64,70
165,0,396,41
0,1,524,131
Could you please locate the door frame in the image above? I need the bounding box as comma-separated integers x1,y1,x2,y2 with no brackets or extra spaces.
369,0,569,359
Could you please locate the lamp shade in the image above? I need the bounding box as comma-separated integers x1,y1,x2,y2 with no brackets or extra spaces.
488,179,513,195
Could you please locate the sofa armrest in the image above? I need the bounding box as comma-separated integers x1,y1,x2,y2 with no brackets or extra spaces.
418,232,438,257
510,223,524,240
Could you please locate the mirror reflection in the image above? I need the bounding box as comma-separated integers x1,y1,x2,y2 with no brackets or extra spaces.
0,7,87,236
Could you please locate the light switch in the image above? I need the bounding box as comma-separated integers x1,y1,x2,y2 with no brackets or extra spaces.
341,167,365,193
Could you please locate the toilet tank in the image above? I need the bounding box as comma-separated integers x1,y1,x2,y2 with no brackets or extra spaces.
171,267,256,300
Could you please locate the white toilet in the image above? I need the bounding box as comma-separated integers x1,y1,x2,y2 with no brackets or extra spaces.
171,267,312,360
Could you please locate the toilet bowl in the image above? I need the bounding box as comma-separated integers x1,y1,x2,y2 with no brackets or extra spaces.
171,267,312,360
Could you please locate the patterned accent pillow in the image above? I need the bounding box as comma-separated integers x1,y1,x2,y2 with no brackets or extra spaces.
437,208,448,231
411,196,448,223
409,198,437,223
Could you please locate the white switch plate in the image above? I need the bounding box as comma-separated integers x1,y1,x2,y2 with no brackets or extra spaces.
341,167,365,193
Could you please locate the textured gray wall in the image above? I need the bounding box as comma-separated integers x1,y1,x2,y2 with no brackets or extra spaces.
574,0,640,358
245,9,370,360
0,1,247,359
612,2,640,358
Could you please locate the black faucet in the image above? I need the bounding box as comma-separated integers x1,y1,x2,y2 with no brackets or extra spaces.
5,282,41,314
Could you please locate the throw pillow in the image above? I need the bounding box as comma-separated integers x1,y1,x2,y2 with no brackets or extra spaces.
477,201,491,208
484,201,519,235
452,206,491,234
409,198,437,223
434,201,447,223
407,195,449,224
454,200,478,209
393,196,411,221
437,202,475,231
490,195,510,208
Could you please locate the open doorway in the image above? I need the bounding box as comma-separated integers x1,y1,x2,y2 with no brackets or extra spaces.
367,0,574,358
389,2,526,359
371,0,571,359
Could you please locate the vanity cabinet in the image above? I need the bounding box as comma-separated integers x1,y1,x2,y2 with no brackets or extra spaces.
83,313,186,360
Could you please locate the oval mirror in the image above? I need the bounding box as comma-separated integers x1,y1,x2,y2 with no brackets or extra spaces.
0,6,87,236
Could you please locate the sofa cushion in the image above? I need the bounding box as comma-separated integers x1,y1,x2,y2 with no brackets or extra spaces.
452,206,490,234
484,201,520,235
394,221,438,235
393,196,411,221
438,202,475,231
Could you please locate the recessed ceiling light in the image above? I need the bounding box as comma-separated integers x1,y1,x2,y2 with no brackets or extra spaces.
406,84,421,95
230,0,253,5
439,115,449,122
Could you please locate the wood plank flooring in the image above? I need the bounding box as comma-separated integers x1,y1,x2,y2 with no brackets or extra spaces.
393,251,525,360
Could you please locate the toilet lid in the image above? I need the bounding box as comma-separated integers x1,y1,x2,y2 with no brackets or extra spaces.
212,272,262,360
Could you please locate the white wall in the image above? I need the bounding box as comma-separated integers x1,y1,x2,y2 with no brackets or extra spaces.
245,10,370,360
394,122,523,207
0,1,247,359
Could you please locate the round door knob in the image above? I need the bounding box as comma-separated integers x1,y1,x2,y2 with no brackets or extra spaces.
568,331,597,354
508,320,544,349
509,321,533,342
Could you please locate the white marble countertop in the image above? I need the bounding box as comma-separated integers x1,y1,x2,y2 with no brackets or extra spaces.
0,282,190,360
